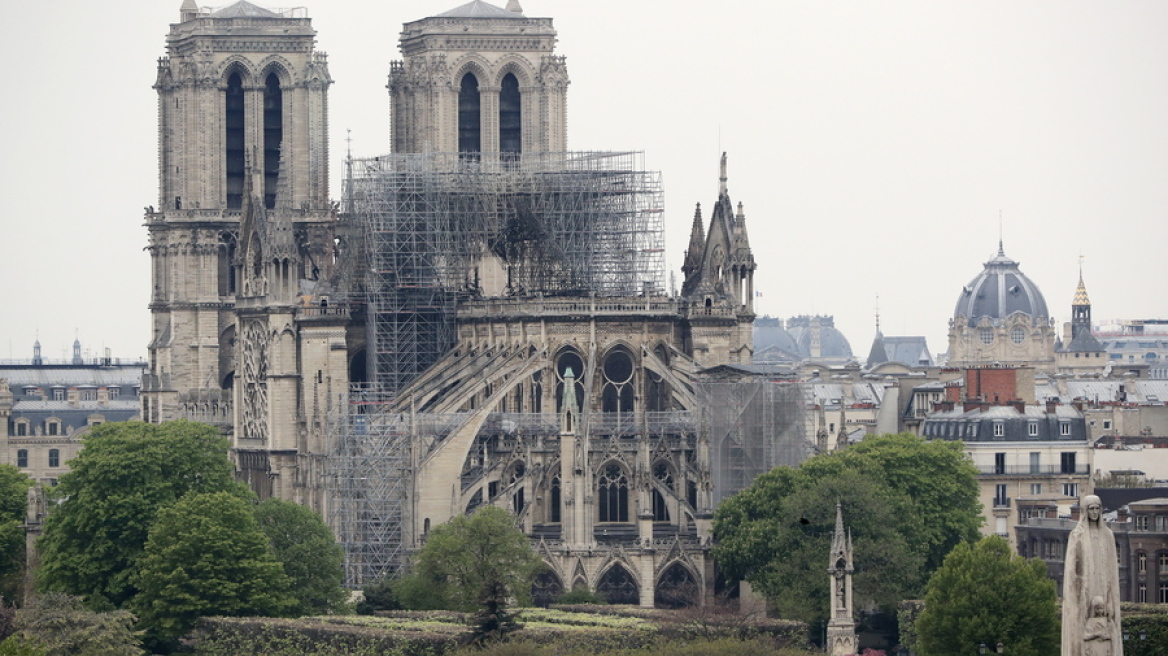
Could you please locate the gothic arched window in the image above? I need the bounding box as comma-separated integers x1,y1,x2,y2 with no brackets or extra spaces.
263,72,283,209
601,349,635,414
225,71,246,209
499,73,521,157
597,463,629,523
458,73,481,155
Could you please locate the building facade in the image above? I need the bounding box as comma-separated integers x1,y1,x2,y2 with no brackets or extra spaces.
921,367,1092,547
1,342,144,484
144,0,345,514
1018,498,1168,604
146,0,778,606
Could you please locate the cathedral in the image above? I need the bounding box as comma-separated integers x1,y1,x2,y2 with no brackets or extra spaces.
143,0,766,606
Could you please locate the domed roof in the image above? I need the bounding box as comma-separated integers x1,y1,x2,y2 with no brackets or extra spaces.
753,316,800,363
786,315,854,360
953,243,1048,325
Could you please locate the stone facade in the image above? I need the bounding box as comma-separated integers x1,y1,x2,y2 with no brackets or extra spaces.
146,0,761,606
144,1,345,514
826,503,857,656
921,367,1093,548
1019,497,1168,605
389,1,568,155
1,345,144,485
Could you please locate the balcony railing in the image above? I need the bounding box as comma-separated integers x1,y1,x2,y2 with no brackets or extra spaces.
977,464,1091,476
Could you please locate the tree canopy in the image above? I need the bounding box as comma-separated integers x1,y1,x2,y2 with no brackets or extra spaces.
253,498,347,616
916,535,1059,656
0,465,33,601
3,593,142,656
37,421,251,608
844,433,983,571
131,491,293,649
713,433,982,626
397,505,543,613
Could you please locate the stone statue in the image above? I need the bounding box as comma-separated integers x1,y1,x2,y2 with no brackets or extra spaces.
25,485,44,525
1062,495,1122,656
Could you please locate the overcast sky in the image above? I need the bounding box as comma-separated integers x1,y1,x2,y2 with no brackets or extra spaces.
2,0,1165,363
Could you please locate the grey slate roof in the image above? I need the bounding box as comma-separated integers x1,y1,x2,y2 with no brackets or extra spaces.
922,403,1087,443
953,245,1049,325
1064,329,1104,353
1,366,144,389
868,334,932,367
1033,380,1168,405
211,1,282,18
438,0,523,18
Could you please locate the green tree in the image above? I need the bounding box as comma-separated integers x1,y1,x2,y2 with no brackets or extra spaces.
0,466,33,601
4,592,142,656
843,433,983,571
714,465,924,626
37,421,250,608
916,535,1058,656
131,492,293,649
253,498,347,616
397,505,542,613
713,434,982,626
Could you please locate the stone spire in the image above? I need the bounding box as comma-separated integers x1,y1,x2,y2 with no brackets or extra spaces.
681,203,704,280
1066,258,1103,354
1073,262,1091,307
561,367,578,435
718,151,728,198
826,501,858,656
505,0,523,13
866,302,888,367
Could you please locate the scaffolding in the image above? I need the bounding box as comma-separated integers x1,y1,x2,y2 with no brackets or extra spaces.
344,151,666,394
325,385,412,587
697,380,811,505
327,151,666,584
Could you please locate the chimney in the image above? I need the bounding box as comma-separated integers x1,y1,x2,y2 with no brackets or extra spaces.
1070,504,1081,521
1045,399,1058,415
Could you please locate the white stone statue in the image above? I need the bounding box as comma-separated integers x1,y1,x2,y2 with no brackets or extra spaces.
1062,495,1122,656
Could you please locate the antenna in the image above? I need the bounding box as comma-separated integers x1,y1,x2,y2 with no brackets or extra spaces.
875,293,881,335
998,211,1004,255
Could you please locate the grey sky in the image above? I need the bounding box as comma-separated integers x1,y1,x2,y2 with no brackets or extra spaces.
2,0,1165,362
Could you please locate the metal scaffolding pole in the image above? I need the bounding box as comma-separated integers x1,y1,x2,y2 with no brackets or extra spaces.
327,151,667,585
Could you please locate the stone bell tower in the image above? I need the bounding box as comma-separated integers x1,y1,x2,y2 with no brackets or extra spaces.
145,1,344,508
389,0,569,156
